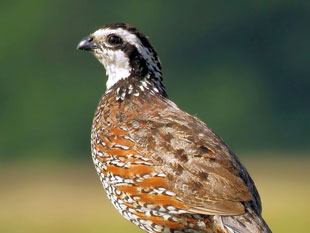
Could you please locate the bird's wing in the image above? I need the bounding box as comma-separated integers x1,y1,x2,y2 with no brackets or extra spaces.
128,98,260,216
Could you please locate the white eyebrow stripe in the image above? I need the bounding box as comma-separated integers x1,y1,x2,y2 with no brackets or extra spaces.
93,28,142,50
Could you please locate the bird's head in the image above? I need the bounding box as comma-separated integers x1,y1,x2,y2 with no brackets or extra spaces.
77,23,166,97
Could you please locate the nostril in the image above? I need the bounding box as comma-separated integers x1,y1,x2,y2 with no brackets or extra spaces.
88,36,93,42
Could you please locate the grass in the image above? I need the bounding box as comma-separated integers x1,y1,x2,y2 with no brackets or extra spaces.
0,154,309,233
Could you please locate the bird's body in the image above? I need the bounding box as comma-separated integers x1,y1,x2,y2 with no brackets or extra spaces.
78,23,272,233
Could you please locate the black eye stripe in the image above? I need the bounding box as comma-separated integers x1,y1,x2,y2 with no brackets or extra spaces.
107,34,123,45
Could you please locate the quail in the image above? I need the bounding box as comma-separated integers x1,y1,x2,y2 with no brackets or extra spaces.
77,23,272,233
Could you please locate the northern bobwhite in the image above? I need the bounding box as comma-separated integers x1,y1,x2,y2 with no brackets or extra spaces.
77,23,272,233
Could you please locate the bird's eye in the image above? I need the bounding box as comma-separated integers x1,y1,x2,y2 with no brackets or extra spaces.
107,35,123,45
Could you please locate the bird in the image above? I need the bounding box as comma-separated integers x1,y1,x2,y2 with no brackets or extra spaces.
77,23,272,233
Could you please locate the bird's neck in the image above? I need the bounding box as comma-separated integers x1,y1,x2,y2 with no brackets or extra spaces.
105,73,167,101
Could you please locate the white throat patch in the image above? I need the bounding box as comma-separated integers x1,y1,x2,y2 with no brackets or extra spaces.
97,49,131,89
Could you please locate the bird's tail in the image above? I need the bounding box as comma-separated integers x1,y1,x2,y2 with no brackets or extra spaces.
215,209,272,233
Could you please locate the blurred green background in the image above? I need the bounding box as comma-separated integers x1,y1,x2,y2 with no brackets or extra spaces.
0,0,309,232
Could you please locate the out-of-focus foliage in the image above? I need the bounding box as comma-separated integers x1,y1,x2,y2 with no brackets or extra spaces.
1,0,309,160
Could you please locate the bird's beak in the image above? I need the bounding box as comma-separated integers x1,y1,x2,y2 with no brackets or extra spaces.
77,36,99,51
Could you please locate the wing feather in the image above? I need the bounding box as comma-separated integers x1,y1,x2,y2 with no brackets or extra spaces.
126,98,260,216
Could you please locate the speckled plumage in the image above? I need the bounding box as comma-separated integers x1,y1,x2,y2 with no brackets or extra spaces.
78,23,272,233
